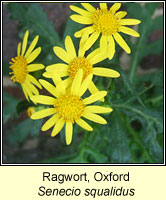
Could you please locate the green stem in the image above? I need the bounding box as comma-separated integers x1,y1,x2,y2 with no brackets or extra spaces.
129,36,143,82
126,120,154,163
145,94,163,104
124,83,154,104
129,14,150,82
106,79,112,91
113,103,162,128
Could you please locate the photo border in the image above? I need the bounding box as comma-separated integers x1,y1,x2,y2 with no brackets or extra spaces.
1,0,165,166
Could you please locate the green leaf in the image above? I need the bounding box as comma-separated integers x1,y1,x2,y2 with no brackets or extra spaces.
134,70,163,108
30,119,43,137
145,134,163,163
113,103,163,163
9,118,43,144
114,104,163,133
67,154,88,163
9,119,33,144
41,152,87,163
7,3,27,21
108,112,131,163
16,99,34,116
7,3,61,45
84,147,108,163
117,67,145,107
40,153,76,163
135,69,163,87
152,70,163,86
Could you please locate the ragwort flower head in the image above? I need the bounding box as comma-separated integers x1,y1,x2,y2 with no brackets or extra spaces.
70,3,141,59
9,30,45,101
27,106,35,117
43,35,120,97
30,69,113,145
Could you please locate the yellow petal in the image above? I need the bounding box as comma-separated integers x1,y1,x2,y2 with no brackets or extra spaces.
65,36,77,59
27,74,42,89
21,30,29,56
21,84,29,101
76,118,93,131
22,83,33,98
115,11,127,19
24,35,39,58
70,14,93,24
17,42,21,56
65,122,73,145
74,26,94,38
82,112,107,124
53,46,72,64
107,35,115,60
31,108,56,119
26,47,41,64
29,84,39,95
48,69,68,77
113,32,131,54
25,79,39,95
45,64,68,78
22,83,39,103
43,72,64,85
119,26,140,37
100,35,108,55
52,73,63,86
54,80,67,96
88,81,104,102
42,72,52,78
84,31,100,51
70,5,93,17
81,3,96,13
88,48,107,64
83,91,107,105
30,95,56,105
100,3,107,10
27,64,45,72
120,19,141,25
71,69,83,95
51,118,65,137
93,67,120,78
110,3,121,14
39,79,60,97
56,77,71,91
84,105,113,113
78,74,93,97
87,48,100,61
78,33,89,57
46,63,68,72
41,114,59,131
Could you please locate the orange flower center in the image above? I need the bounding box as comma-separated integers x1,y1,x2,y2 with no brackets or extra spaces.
9,56,28,84
68,57,93,80
54,94,84,122
92,9,120,36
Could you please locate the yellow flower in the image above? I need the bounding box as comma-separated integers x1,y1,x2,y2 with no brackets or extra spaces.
27,106,35,117
9,30,45,101
43,35,120,98
70,3,141,58
30,69,113,145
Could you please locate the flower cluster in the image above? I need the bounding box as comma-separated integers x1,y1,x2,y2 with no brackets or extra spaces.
9,3,141,145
